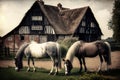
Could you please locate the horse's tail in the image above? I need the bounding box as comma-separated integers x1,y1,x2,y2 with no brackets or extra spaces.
105,41,112,65
56,43,62,69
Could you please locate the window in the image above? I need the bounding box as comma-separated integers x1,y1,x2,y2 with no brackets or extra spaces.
8,36,12,41
86,29,89,34
91,22,95,27
30,35,35,41
79,27,85,33
45,26,55,34
40,35,47,43
32,16,42,21
20,35,24,40
19,26,30,34
82,21,86,26
31,25,43,30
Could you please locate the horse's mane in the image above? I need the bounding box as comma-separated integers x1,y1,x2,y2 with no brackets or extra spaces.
65,41,82,63
15,43,29,59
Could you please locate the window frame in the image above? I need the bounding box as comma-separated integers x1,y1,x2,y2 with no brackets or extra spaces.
32,16,43,21
31,25,43,30
19,26,30,34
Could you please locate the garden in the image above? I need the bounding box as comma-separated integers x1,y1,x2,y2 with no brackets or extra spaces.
0,38,120,80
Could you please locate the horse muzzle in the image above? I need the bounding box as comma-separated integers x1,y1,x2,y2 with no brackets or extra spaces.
65,72,70,75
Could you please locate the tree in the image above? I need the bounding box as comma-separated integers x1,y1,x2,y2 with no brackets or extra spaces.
112,0,120,42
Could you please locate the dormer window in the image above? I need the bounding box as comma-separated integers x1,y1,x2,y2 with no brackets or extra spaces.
32,16,42,21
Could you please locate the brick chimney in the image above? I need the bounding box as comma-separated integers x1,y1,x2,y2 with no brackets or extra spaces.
37,0,44,5
57,3,63,12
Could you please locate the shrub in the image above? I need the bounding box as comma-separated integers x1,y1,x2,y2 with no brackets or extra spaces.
57,37,78,57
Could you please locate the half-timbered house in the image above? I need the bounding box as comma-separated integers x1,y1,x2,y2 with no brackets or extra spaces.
2,0,103,51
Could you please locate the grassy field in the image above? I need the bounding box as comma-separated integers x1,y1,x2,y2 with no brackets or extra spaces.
0,67,120,80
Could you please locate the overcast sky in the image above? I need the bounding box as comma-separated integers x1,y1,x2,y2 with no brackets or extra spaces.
0,0,114,39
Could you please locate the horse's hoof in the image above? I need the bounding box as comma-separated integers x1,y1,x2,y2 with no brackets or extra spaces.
97,70,101,73
105,68,109,72
27,69,30,72
54,72,58,76
48,72,53,75
65,73,70,76
33,70,36,72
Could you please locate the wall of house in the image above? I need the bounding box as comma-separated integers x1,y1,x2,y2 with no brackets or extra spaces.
2,2,57,51
3,34,58,51
2,1,102,54
74,8,102,42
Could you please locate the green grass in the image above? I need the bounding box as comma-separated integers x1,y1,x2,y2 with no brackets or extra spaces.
0,67,119,80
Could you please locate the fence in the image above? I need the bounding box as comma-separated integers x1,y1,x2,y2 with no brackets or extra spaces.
0,47,18,57
110,43,120,51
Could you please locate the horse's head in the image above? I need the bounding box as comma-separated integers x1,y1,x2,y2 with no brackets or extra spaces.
14,57,23,71
63,59,73,75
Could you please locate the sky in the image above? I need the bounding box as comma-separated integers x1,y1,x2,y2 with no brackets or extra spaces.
0,0,114,39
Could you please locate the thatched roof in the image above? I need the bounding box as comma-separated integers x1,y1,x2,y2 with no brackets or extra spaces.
37,1,89,34
60,7,88,34
3,0,102,38
37,1,103,35
38,1,89,34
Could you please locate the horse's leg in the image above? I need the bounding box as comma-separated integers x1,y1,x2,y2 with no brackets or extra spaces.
105,63,109,71
49,64,54,75
54,62,59,75
103,55,108,71
31,57,36,72
27,57,30,72
78,57,83,72
49,56,55,75
53,57,59,75
82,57,87,72
97,54,103,72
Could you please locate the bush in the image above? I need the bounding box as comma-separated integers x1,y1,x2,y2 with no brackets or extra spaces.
57,37,78,57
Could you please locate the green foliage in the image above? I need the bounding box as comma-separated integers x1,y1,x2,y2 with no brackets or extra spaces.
58,37,78,48
0,67,117,80
79,73,105,80
57,37,78,57
112,0,120,42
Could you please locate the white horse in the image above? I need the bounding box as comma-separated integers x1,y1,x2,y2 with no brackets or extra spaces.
14,41,61,75
63,40,111,75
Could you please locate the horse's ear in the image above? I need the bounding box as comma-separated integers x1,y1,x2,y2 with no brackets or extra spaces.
63,59,65,61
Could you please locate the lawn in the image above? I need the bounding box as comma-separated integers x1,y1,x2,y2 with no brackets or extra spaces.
0,67,120,80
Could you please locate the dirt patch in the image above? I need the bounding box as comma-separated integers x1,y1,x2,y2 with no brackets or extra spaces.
0,51,120,71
